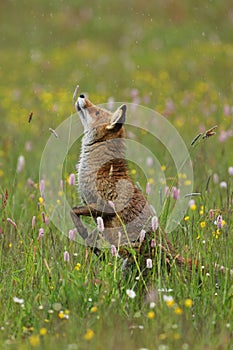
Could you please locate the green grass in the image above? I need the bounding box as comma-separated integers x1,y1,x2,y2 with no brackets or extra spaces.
0,1,233,349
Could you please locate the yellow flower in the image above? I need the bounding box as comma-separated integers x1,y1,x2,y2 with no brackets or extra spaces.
184,298,193,308
56,199,61,205
39,328,47,336
75,263,81,271
184,180,192,186
174,307,183,315
147,311,155,319
0,169,4,177
84,329,94,340
90,306,97,313
190,204,197,211
58,190,63,197
29,334,40,347
148,177,154,184
166,300,174,308
184,216,189,221
200,221,206,228
58,311,65,319
38,197,44,204
161,165,166,172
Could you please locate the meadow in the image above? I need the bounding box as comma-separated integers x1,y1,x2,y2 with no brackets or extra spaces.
0,1,233,349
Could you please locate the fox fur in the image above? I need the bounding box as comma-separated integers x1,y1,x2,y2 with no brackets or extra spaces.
71,94,232,277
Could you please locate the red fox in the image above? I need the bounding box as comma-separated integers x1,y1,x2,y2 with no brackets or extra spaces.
71,94,232,276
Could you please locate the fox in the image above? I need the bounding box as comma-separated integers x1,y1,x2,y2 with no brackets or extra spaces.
70,93,232,276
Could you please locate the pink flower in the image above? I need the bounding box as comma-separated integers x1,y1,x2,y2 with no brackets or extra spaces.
228,167,233,176
146,182,151,195
164,186,170,197
209,210,214,220
17,155,25,173
171,186,180,200
139,229,146,243
213,173,219,183
214,215,223,229
37,228,44,240
108,200,115,209
39,179,45,196
68,228,77,241
7,218,17,230
32,215,36,229
64,251,70,262
97,217,104,232
220,181,227,189
151,238,156,248
146,258,153,269
146,157,153,167
69,173,76,186
111,245,117,257
151,216,159,231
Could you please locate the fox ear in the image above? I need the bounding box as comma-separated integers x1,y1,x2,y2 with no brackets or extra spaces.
106,104,126,130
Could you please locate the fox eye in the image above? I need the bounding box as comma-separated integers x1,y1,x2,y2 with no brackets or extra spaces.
95,111,100,116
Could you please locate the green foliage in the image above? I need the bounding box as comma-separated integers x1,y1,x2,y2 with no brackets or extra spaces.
0,1,233,349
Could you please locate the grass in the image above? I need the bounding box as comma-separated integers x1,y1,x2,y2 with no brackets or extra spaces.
0,1,233,349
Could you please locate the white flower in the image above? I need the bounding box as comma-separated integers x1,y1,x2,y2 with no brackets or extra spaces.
163,295,174,303
146,258,153,269
13,297,24,304
126,289,136,299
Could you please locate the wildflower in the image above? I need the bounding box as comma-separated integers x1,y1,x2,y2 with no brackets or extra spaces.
7,218,17,230
69,173,76,185
39,328,47,336
146,182,151,195
139,229,146,243
96,216,104,232
17,155,25,173
213,173,219,183
200,221,206,228
108,200,115,209
38,196,44,205
90,306,97,313
75,263,81,271
184,299,193,308
220,181,227,189
83,329,94,340
190,203,197,211
228,166,233,176
184,216,189,221
209,209,214,219
199,205,204,215
68,228,77,240
64,251,70,262
37,228,44,240
111,245,117,257
174,307,183,315
161,165,166,172
163,295,174,307
39,179,45,196
164,186,170,197
146,258,153,269
147,311,155,319
126,289,136,299
32,215,36,229
29,334,40,347
146,156,153,167
171,186,180,200
13,297,24,304
151,216,159,231
214,215,223,229
151,238,156,248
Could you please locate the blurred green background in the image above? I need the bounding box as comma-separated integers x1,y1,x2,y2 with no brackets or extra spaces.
1,0,233,182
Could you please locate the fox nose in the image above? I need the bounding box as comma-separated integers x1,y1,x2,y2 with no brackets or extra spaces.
75,94,86,111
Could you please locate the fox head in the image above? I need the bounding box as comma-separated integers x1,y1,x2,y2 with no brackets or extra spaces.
76,94,127,145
